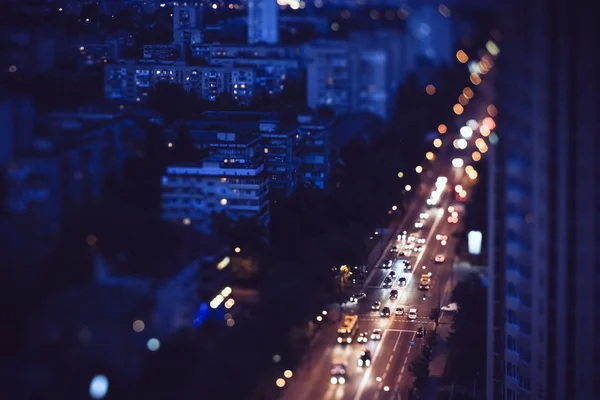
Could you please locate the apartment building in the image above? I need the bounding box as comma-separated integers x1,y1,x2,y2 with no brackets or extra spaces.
304,31,416,120
247,0,279,45
296,113,331,190
162,132,269,232
104,60,256,104
259,120,301,196
3,111,134,228
486,0,600,399
191,43,302,94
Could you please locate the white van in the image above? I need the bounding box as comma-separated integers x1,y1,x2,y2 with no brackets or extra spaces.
408,308,417,320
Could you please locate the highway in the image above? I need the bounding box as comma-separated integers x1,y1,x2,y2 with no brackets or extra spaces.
282,157,466,400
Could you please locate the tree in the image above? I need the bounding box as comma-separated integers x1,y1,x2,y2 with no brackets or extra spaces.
446,274,487,383
174,123,195,162
409,353,431,391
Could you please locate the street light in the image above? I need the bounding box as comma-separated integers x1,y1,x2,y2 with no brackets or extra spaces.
405,185,412,191
276,378,286,388
392,205,398,211
234,247,241,253
415,165,423,173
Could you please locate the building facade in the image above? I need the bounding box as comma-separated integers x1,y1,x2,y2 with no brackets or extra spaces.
259,120,301,196
297,113,331,190
486,0,600,399
247,0,279,45
104,61,256,104
173,4,203,50
191,43,302,94
161,161,269,233
304,31,416,120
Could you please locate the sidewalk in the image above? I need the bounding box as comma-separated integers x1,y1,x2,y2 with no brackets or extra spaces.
422,318,452,398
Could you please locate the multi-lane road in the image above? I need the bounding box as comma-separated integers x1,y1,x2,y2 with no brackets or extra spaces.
282,160,466,400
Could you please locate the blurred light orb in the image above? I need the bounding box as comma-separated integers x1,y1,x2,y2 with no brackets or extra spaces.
132,320,145,333
276,378,286,387
89,375,109,399
147,338,160,351
438,124,447,134
405,185,412,191
460,126,473,139
438,4,451,17
487,104,498,116
426,84,436,95
86,234,97,246
467,119,478,130
426,152,435,161
472,151,482,162
433,138,442,148
452,158,464,168
284,370,293,378
397,171,404,178
453,104,464,115
227,318,235,327
457,139,468,149
273,354,282,363
415,166,423,173
234,247,241,253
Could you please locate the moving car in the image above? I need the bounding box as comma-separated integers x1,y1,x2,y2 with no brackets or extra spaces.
395,307,405,316
414,221,424,229
408,308,417,320
417,237,426,244
358,350,372,367
419,212,429,219
419,273,431,290
381,259,393,269
389,271,396,278
371,301,382,310
389,290,398,300
416,327,424,337
435,254,445,263
330,361,348,385
357,332,368,343
441,303,459,312
383,277,393,288
407,235,416,243
370,329,382,340
398,277,407,286
404,242,415,250
390,245,399,253
350,293,367,303
349,274,366,284
380,307,391,317
415,246,424,253
403,261,412,271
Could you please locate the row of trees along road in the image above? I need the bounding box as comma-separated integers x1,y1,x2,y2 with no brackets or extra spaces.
133,66,472,398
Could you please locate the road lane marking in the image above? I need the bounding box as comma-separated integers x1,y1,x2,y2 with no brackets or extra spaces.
373,393,379,400
392,332,404,351
389,355,393,362
353,329,399,400
403,358,408,365
400,365,406,374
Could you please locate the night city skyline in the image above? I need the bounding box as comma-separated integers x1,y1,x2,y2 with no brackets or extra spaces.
0,0,598,399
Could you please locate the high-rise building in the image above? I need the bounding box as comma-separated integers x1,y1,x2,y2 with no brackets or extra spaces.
247,0,279,45
486,1,599,399
173,4,203,52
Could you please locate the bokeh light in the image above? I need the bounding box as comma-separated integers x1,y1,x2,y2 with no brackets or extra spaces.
415,165,423,173
470,73,482,85
438,4,451,17
276,378,286,388
426,152,435,161
438,124,447,134
457,138,468,149
234,247,241,253
460,126,473,139
453,104,464,115
86,234,97,245
456,50,468,63
227,318,235,327
273,354,282,363
433,138,442,148
458,94,469,106
147,338,160,351
463,87,474,99
487,104,498,116
132,320,145,333
452,158,464,168
472,151,482,162
426,84,436,95
405,185,412,191
284,370,293,378
397,171,404,178
480,125,491,137
89,375,109,399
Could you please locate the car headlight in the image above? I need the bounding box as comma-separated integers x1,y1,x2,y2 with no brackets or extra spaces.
338,377,346,384
366,360,371,366
347,338,352,343
331,377,337,384
337,337,342,343
358,359,363,366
